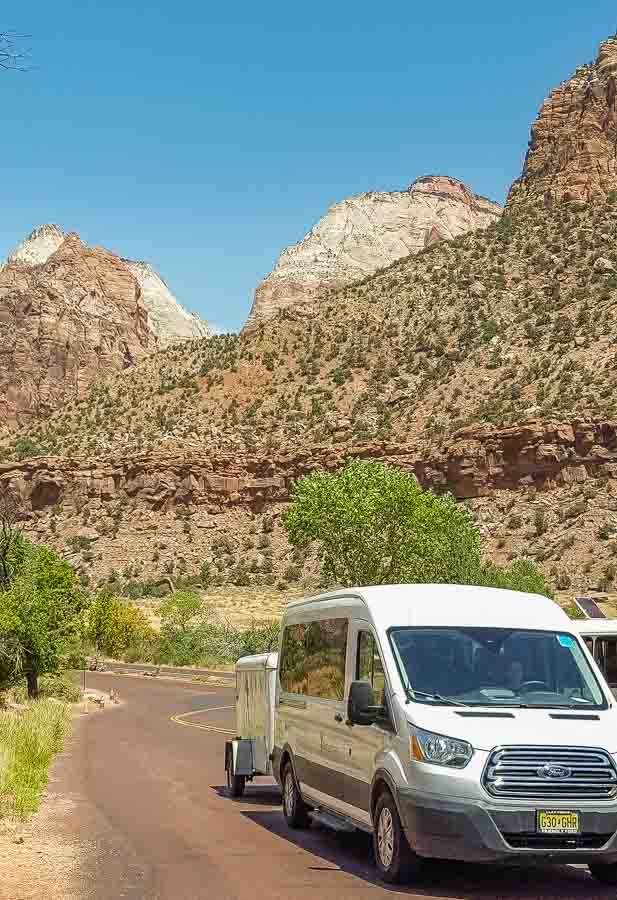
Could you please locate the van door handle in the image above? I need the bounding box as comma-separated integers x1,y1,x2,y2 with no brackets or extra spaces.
334,713,343,723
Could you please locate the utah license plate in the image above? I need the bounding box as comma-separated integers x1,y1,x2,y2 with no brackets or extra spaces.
537,810,580,834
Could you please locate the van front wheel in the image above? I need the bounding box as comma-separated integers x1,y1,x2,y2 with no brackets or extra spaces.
282,762,310,829
589,862,617,885
373,792,422,884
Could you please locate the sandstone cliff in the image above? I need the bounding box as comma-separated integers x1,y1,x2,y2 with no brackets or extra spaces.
0,234,156,428
1,224,211,346
2,420,617,594
245,175,502,327
508,35,617,208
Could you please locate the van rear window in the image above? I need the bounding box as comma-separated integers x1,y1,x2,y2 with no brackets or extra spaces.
280,619,348,700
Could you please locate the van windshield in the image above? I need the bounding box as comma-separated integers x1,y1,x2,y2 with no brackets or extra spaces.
389,627,607,709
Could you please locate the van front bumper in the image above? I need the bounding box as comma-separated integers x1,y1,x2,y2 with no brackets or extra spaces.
397,788,617,864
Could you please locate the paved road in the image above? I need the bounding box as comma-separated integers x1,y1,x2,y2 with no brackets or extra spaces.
76,674,613,900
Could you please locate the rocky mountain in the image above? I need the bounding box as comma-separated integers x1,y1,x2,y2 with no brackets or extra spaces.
16,195,617,458
2,224,211,346
0,225,211,430
246,175,502,327
0,233,156,430
6,34,617,600
123,260,211,346
508,35,617,208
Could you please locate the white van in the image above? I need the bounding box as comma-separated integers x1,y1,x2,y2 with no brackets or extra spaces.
575,620,617,693
272,584,617,885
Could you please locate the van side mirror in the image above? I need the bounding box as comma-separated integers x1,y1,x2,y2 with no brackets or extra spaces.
348,680,380,726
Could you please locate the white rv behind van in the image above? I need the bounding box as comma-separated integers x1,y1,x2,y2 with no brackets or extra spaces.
271,584,617,885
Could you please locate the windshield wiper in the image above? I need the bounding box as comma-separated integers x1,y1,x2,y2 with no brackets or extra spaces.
405,687,470,707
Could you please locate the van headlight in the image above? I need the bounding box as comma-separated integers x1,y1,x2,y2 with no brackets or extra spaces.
410,727,473,768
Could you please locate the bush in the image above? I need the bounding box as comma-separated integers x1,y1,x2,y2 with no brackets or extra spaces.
0,700,71,820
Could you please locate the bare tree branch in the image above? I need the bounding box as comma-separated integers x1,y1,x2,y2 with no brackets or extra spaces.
0,31,31,72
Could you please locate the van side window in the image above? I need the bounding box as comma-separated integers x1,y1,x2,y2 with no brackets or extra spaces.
357,631,386,706
597,638,617,685
305,619,348,700
280,624,308,694
280,619,348,699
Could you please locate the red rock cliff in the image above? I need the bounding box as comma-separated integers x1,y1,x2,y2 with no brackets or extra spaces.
508,35,617,208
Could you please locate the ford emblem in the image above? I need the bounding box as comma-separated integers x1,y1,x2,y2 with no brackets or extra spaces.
538,763,572,780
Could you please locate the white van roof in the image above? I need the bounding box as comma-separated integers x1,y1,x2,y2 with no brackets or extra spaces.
574,619,617,635
286,584,571,632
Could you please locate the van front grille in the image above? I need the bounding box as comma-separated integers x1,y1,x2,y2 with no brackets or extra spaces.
483,746,617,800
502,832,612,850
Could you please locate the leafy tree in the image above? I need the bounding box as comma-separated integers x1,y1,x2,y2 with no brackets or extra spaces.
159,591,208,636
283,460,550,597
476,560,551,597
283,460,482,587
0,541,86,697
85,588,151,660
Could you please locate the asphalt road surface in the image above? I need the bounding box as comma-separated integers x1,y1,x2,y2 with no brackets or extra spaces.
74,674,614,900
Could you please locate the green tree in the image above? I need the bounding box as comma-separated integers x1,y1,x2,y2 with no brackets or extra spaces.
283,461,482,587
159,591,208,635
85,588,151,660
283,460,550,597
0,542,86,697
476,560,552,597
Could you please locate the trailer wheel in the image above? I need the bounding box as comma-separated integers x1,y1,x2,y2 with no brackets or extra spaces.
227,769,246,798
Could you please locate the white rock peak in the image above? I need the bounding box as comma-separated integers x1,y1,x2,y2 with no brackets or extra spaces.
124,260,212,346
245,175,502,328
1,224,211,346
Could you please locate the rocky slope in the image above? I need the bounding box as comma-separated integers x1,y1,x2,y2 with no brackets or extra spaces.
508,35,617,208
246,175,502,327
3,420,617,595
14,195,617,460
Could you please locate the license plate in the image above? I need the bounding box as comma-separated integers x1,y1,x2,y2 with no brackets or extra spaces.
537,810,580,834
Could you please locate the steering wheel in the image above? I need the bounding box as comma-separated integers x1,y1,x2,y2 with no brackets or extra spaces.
519,680,549,692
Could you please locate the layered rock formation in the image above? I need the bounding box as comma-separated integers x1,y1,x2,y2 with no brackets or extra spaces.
245,175,502,327
508,35,617,208
0,234,156,427
1,420,612,513
1,224,211,346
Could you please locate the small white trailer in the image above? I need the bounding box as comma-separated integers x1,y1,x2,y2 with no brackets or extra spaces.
224,651,278,797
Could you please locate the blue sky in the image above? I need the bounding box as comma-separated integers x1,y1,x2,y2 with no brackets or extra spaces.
0,4,615,331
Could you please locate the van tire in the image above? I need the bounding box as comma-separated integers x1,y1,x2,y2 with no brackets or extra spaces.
373,791,422,884
282,762,310,829
589,863,617,885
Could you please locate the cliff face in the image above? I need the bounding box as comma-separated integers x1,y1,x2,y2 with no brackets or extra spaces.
0,234,155,427
1,420,612,513
1,224,211,346
2,420,617,593
245,175,502,327
508,35,617,208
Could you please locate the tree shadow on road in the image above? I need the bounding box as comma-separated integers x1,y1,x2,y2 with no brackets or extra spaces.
242,810,614,899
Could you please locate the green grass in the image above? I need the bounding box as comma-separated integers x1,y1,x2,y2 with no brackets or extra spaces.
0,700,71,820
